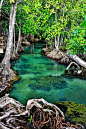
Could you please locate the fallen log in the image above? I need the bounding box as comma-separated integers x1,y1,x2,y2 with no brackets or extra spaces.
67,54,86,68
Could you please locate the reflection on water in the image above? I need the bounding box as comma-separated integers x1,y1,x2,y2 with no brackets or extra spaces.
9,43,86,106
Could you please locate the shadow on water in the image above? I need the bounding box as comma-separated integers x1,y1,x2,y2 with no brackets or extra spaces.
9,43,86,106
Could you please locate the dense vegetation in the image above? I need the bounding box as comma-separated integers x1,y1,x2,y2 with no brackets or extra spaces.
1,0,86,54
0,0,85,76
0,1,86,128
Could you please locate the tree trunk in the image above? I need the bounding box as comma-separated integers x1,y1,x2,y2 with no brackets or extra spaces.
55,36,57,49
55,8,59,50
16,20,24,53
16,28,21,53
68,54,86,68
0,0,4,13
57,36,59,48
60,34,63,46
45,0,47,6
0,1,17,77
0,0,4,36
30,34,34,42
0,0,4,6
14,26,16,52
55,36,59,50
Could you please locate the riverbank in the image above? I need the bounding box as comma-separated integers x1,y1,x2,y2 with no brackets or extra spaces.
1,43,86,99
42,47,86,78
0,40,31,96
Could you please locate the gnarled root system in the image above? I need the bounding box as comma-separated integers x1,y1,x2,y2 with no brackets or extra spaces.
0,94,84,129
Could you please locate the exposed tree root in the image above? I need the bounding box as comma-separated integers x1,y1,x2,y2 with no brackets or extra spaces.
43,48,86,77
0,60,16,77
67,54,86,68
59,55,71,64
0,94,84,129
66,62,80,70
10,52,20,61
18,45,24,53
46,49,64,60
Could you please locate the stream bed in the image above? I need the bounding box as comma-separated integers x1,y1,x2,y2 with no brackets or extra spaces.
9,43,86,106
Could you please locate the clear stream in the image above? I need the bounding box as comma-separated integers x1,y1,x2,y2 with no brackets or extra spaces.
9,43,86,106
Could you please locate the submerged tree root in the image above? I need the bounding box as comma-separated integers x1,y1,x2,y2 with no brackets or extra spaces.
0,94,84,129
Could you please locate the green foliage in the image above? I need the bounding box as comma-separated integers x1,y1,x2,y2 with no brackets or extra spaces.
66,34,86,54
28,115,32,123
1,0,86,55
10,0,15,4
23,0,85,54
66,17,86,55
81,21,86,29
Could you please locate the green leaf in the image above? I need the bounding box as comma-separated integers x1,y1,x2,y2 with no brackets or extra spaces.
28,115,32,123
81,21,86,29
73,29,79,36
84,47,86,51
83,15,86,21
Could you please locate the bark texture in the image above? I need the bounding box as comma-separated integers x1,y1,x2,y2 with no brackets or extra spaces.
16,20,24,54
0,1,17,77
0,0,4,11
68,54,86,68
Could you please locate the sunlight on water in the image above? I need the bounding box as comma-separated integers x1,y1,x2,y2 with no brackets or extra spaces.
9,43,86,106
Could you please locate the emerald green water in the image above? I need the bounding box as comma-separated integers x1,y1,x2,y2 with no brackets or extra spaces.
9,43,86,106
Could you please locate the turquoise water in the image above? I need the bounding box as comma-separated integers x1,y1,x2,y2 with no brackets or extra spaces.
9,43,86,106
